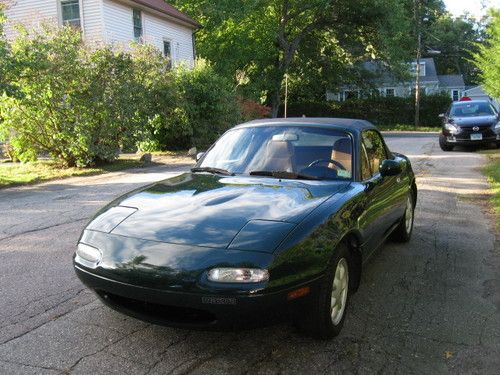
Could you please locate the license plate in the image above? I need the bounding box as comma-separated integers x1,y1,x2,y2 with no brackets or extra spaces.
471,133,482,141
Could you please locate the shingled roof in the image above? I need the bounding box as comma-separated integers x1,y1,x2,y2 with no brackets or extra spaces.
438,75,465,88
131,0,200,28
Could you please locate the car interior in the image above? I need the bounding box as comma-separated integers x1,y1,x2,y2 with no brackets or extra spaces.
253,136,353,179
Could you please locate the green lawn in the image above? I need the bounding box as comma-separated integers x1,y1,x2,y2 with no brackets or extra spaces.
481,148,500,229
0,158,147,189
377,124,440,132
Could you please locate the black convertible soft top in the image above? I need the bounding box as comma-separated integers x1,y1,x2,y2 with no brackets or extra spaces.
235,118,376,133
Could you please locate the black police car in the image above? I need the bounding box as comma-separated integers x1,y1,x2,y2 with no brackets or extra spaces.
439,100,500,151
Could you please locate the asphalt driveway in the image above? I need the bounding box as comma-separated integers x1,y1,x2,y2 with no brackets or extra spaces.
0,135,499,374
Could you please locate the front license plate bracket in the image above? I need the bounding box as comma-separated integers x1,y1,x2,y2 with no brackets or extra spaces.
471,133,482,141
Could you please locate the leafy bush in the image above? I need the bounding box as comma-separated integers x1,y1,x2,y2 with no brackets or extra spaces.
0,26,144,166
282,94,451,127
0,25,242,165
174,61,242,149
239,97,271,121
136,60,241,151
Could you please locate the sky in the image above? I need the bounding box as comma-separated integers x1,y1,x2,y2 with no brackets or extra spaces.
443,0,500,19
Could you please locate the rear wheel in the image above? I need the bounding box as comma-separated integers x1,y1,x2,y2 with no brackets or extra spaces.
296,244,351,339
439,135,454,151
390,194,414,243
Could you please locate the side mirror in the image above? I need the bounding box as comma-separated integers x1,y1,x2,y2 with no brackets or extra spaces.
380,159,402,177
438,113,445,119
196,152,205,162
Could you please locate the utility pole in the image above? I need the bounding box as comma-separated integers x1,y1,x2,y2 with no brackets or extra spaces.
414,0,421,128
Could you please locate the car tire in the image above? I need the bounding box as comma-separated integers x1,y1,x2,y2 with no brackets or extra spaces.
296,243,351,340
390,194,414,243
439,135,454,151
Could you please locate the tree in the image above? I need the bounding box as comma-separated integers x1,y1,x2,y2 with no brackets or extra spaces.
170,0,415,117
473,9,500,99
424,14,483,84
0,3,12,96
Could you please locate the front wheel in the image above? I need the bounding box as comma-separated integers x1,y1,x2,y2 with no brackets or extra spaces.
439,135,454,151
296,244,351,339
390,194,414,243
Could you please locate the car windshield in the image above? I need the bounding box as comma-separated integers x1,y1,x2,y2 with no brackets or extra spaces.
196,126,353,180
450,102,496,117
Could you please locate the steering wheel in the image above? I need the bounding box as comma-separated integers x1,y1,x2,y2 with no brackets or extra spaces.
307,159,346,170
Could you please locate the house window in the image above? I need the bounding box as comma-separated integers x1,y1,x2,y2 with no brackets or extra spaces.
61,0,81,28
343,90,359,101
411,62,426,77
451,89,460,101
385,88,395,97
163,40,172,68
133,9,143,41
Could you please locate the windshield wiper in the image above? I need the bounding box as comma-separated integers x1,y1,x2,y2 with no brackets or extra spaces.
249,170,322,180
191,167,234,176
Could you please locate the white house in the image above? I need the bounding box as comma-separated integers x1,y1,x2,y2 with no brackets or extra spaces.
327,58,466,102
3,0,200,66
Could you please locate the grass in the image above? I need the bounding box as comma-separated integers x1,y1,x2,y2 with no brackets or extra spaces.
481,148,500,229
377,124,440,132
0,157,148,189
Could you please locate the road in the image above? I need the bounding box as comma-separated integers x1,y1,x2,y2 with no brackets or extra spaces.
0,135,498,374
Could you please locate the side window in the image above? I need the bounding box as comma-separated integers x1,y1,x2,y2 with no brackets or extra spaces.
362,130,387,178
163,40,172,69
133,9,143,42
61,0,81,28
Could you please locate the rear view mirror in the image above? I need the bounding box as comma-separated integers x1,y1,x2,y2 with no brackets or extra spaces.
380,159,402,177
196,152,205,161
272,133,299,142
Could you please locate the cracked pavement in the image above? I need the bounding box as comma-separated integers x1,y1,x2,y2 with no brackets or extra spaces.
0,135,499,374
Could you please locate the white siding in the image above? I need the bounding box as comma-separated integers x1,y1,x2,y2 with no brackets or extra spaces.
102,0,194,65
143,12,194,66
82,0,104,43
4,0,195,66
4,0,59,40
4,0,103,43
102,0,134,45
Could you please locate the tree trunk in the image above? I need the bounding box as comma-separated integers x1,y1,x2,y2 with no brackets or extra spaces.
270,87,281,118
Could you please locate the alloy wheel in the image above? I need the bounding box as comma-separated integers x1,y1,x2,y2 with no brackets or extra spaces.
405,196,413,233
330,258,349,325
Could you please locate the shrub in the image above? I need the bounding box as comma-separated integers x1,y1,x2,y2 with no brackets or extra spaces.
0,25,146,166
239,97,271,121
173,61,242,149
281,93,451,127
0,25,242,164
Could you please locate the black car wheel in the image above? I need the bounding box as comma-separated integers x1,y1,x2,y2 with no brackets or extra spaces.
439,134,454,151
390,194,414,243
296,243,351,339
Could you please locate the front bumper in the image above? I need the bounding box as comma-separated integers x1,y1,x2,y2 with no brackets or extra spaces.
75,265,322,330
442,133,499,146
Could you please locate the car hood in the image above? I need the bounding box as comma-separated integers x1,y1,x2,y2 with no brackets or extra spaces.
86,173,350,249
452,115,497,127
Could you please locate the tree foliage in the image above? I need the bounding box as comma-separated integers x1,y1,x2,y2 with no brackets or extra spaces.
473,9,500,99
170,0,415,116
0,3,13,96
424,14,483,84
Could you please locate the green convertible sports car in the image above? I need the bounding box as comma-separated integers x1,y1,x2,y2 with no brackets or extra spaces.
74,118,417,339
